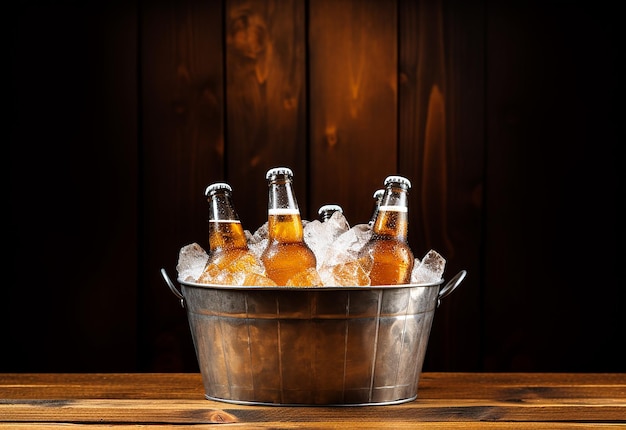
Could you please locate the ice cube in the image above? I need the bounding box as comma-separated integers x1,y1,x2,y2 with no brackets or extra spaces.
247,221,268,244
285,267,324,287
245,222,269,259
320,260,370,286
318,223,371,269
197,251,266,286
411,249,446,284
304,210,350,269
176,243,209,282
243,272,278,287
248,238,267,260
315,223,373,286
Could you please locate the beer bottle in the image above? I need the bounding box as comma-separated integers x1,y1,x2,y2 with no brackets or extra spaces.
261,167,318,286
318,204,343,222
368,189,385,227
198,182,272,286
357,176,414,285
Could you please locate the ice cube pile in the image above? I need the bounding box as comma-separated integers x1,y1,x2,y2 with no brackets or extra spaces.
176,210,446,287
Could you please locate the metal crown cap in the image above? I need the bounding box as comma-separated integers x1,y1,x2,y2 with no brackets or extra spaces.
318,204,343,215
266,167,294,179
205,182,232,196
384,175,411,189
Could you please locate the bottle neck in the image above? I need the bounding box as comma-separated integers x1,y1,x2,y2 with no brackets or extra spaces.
267,175,304,241
372,185,409,239
208,191,240,222
267,176,299,212
207,192,248,251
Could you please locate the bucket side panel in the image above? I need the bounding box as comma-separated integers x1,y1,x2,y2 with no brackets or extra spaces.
311,318,350,404
348,289,384,317
408,309,436,398
408,286,439,314
314,290,350,316
248,318,282,404
188,312,230,400
279,319,315,404
245,290,282,316
371,287,439,403
185,287,248,316
371,314,407,402
390,311,429,402
218,316,254,400
342,317,378,403
380,288,410,315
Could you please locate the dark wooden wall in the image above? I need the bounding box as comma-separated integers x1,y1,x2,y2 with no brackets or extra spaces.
8,0,624,373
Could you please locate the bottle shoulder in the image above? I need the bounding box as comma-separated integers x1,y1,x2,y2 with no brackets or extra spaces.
360,235,412,250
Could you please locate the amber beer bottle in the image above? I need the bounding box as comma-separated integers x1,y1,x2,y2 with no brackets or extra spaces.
198,182,268,285
318,204,343,222
358,176,414,285
261,167,317,285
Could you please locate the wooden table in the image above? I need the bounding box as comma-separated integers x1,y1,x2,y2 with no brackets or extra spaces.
1,373,624,428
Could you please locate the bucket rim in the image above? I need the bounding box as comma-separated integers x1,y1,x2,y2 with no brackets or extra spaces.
176,277,445,291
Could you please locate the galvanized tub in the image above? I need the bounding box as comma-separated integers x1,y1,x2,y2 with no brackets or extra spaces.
161,269,466,406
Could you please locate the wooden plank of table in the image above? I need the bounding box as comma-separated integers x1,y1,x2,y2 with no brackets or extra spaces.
1,373,624,427
2,372,624,400
2,398,624,427
0,373,204,399
2,423,622,429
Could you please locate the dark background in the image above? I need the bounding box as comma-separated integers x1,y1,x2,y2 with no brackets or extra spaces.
8,0,624,373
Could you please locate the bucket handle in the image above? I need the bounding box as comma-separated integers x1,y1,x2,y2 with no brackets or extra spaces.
437,270,467,307
161,268,185,308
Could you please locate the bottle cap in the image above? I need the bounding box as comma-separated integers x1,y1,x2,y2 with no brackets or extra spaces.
384,175,411,189
318,204,343,215
266,167,294,179
205,182,232,196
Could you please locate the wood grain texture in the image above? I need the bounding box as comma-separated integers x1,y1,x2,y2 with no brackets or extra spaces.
1,373,624,427
7,0,624,378
225,0,307,231
309,0,398,225
141,0,225,372
398,0,485,372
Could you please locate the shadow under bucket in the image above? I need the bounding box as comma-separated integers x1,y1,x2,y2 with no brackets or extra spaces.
161,269,466,406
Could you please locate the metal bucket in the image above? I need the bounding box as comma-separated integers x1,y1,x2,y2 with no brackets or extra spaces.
161,269,466,406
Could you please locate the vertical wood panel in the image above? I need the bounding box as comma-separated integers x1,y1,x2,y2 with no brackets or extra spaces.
399,1,484,370
434,0,485,371
399,0,450,257
141,0,224,371
309,0,398,225
225,0,307,230
399,0,485,371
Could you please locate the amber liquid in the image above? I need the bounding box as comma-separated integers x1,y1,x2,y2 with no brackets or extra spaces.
261,209,317,286
206,220,249,269
358,206,414,286
200,219,270,285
